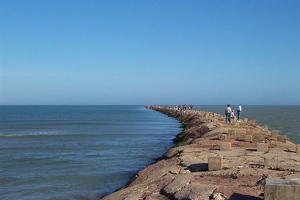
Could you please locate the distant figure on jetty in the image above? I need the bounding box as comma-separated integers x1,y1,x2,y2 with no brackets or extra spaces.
225,104,232,123
237,104,242,122
231,109,235,119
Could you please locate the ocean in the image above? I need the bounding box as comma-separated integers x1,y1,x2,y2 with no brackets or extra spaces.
1,105,299,200
0,106,181,200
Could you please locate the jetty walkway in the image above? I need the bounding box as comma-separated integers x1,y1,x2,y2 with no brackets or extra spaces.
102,106,300,200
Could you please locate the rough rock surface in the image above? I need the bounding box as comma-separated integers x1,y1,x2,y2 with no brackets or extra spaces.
101,106,300,200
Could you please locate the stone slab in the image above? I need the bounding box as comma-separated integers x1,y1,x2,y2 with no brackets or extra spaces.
297,144,300,155
220,142,231,151
208,156,223,171
271,130,279,138
278,135,287,143
264,157,278,169
264,178,300,200
257,143,268,153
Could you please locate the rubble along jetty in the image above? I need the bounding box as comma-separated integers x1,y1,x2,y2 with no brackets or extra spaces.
101,106,300,200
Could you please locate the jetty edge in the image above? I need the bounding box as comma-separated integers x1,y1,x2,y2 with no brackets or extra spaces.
101,105,300,200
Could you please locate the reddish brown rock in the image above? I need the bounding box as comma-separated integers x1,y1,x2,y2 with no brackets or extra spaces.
184,125,209,140
101,106,300,200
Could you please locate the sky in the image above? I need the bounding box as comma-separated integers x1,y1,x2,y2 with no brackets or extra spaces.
1,0,300,105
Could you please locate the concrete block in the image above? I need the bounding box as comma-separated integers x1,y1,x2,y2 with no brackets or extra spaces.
296,144,300,155
267,130,272,136
264,178,300,200
264,157,278,168
218,134,227,141
220,142,231,151
244,135,253,143
208,156,223,171
271,130,279,138
278,135,287,143
257,143,268,153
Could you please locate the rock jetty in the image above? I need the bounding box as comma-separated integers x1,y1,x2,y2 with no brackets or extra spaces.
101,106,300,200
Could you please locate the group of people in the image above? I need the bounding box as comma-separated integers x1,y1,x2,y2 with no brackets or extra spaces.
173,104,193,113
225,104,242,123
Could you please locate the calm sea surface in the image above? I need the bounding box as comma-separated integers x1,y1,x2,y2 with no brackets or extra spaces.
1,105,299,200
0,106,181,200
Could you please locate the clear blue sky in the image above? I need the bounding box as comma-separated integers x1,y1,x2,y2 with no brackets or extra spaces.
1,0,299,105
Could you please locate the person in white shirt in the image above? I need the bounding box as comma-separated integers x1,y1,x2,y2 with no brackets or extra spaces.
237,104,242,121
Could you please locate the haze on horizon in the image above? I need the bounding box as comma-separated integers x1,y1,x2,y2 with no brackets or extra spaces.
1,0,300,105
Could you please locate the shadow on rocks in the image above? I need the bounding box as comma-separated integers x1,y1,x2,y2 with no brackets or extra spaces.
188,163,208,172
229,193,263,200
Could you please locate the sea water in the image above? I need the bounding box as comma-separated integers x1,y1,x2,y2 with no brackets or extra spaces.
1,105,299,200
0,106,181,200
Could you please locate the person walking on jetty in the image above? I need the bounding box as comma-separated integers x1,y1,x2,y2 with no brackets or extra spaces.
237,104,242,122
225,104,232,123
